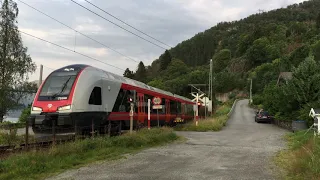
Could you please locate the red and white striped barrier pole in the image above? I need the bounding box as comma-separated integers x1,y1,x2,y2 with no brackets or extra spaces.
148,99,151,130
196,93,199,126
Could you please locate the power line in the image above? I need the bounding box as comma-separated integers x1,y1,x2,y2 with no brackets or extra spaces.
84,0,172,49
19,30,125,71
70,0,167,50
17,0,139,63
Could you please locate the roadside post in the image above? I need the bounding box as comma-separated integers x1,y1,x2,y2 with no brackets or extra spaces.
196,93,199,126
25,117,29,149
130,102,134,134
148,99,151,130
152,96,162,128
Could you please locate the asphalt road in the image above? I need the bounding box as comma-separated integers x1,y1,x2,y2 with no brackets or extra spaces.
47,99,288,180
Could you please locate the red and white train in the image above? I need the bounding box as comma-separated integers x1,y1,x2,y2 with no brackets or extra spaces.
29,64,203,135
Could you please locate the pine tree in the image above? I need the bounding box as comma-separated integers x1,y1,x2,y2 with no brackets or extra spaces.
135,61,147,83
123,68,135,79
0,0,36,122
159,50,172,71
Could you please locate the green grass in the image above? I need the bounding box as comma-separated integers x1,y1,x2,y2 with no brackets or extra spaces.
0,127,179,180
0,129,36,146
275,130,320,180
0,122,25,129
174,103,232,132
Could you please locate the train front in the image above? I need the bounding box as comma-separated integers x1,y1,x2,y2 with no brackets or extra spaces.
29,65,87,135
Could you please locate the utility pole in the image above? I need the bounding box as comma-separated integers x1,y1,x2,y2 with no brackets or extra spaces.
39,64,43,88
209,60,211,101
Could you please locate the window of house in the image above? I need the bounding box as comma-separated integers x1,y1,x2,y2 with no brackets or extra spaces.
89,87,102,105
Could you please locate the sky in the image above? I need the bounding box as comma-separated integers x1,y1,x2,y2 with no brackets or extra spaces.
14,0,307,82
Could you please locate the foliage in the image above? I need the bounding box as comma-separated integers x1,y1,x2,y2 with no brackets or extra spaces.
317,13,320,29
161,58,189,81
134,61,147,83
275,131,320,180
18,104,31,123
174,101,232,132
0,129,26,146
123,68,135,79
246,37,280,66
0,0,36,122
312,40,320,62
286,56,320,105
212,49,231,72
0,121,25,129
159,50,172,71
213,71,245,93
0,128,179,180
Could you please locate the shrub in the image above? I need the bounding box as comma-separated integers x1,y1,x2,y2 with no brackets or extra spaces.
19,104,31,123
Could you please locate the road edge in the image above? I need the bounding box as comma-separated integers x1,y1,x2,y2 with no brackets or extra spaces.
227,99,239,117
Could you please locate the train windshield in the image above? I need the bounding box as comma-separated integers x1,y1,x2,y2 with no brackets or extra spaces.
38,74,77,101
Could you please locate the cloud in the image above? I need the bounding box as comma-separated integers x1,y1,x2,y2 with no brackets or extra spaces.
16,0,306,82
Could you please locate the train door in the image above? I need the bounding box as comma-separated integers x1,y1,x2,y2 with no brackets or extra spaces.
165,99,170,123
137,93,145,124
181,103,185,120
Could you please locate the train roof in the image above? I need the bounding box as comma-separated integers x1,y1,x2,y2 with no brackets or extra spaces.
57,64,194,103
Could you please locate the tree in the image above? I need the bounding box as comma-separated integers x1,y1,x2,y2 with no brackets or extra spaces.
212,49,231,72
212,71,243,93
0,0,36,123
159,50,172,71
316,13,320,29
289,44,311,67
135,61,147,83
246,37,280,66
123,68,134,79
312,40,320,62
286,56,320,105
162,58,189,81
147,78,165,90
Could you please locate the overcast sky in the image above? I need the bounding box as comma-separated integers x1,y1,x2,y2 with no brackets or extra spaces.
16,0,306,82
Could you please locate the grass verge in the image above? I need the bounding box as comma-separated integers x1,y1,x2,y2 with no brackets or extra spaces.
275,130,320,180
0,127,179,180
174,101,232,132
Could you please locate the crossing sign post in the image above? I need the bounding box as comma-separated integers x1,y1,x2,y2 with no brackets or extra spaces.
152,96,162,127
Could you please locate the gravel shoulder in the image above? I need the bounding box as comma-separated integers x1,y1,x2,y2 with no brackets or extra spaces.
46,99,288,180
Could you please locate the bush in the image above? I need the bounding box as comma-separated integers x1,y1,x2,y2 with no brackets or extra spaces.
19,105,31,123
252,94,263,105
275,130,320,179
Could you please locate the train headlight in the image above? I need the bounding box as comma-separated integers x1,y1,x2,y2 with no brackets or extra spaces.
58,105,71,111
32,106,42,111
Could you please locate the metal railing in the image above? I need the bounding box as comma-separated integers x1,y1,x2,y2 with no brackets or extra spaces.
227,99,239,117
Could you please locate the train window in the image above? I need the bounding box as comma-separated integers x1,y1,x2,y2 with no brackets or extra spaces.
177,102,181,114
89,87,102,105
112,89,127,112
170,100,177,114
39,75,76,98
